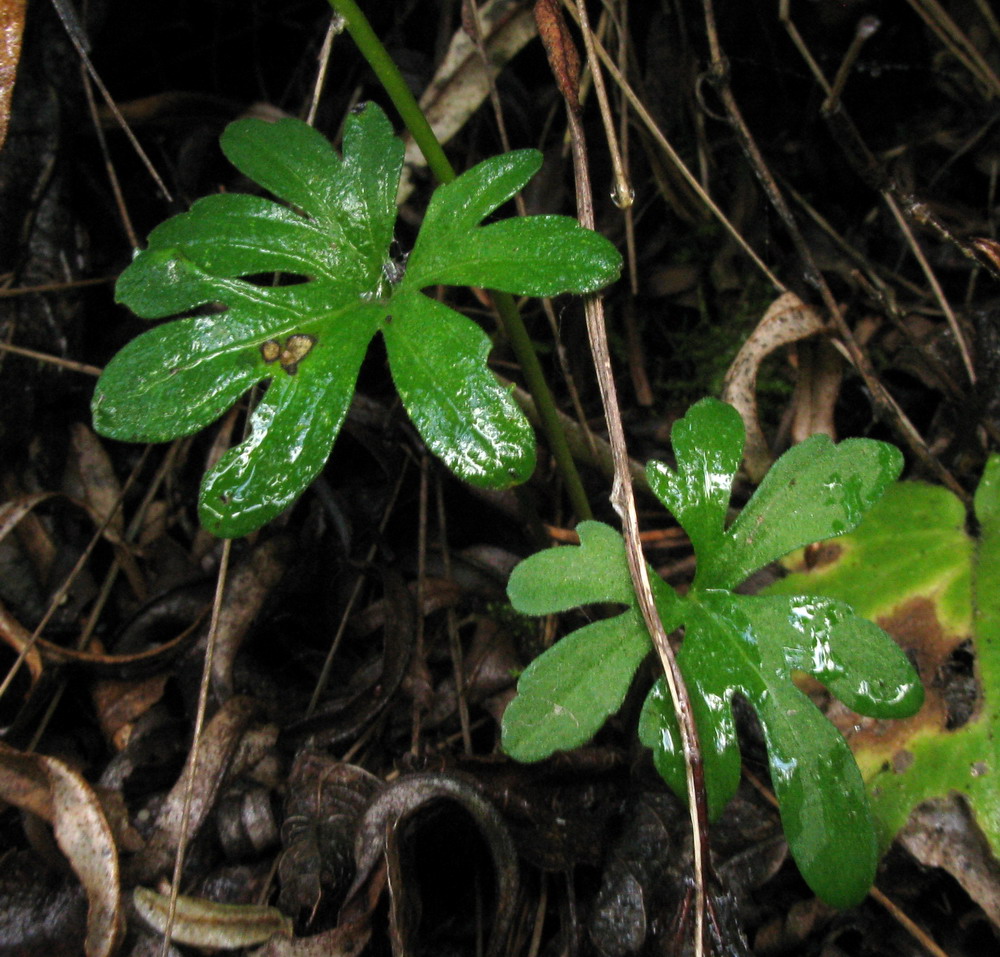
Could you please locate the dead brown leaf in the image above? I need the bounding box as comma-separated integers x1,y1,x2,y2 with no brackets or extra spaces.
134,695,261,882
209,534,291,698
721,291,827,480
0,742,124,957
397,0,537,200
133,885,291,949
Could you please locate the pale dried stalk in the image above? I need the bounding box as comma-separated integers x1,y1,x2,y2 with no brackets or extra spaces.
558,0,783,292
562,0,711,951
159,539,233,957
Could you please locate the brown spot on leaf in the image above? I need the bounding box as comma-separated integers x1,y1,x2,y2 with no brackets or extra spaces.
804,541,842,569
260,340,281,363
279,333,316,376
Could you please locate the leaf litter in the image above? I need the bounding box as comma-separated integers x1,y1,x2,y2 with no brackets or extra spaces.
3,2,1000,955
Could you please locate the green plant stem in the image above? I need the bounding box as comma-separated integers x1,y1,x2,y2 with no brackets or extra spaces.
327,0,593,521
491,294,593,520
327,0,455,185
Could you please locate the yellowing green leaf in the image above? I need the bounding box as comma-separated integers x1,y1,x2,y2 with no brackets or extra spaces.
766,464,1000,863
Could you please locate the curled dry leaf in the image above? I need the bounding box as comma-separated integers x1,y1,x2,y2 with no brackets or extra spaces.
283,571,414,750
0,742,123,957
1,472,58,584
92,673,172,752
42,607,207,678
134,695,260,882
67,423,125,539
589,791,759,956
0,584,207,731
133,885,292,949
279,752,382,917
0,593,43,691
64,424,145,599
346,771,519,957
721,291,827,480
425,616,521,728
0,491,137,648
0,491,129,554
898,796,1000,927
216,783,281,859
788,338,843,447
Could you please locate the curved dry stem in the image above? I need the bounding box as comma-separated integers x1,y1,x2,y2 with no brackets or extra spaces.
158,539,233,957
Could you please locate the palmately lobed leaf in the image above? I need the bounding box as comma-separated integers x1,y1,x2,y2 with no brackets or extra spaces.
503,520,681,762
503,399,921,908
405,150,621,295
95,102,621,537
383,291,535,489
763,463,1000,868
639,589,921,907
502,609,653,762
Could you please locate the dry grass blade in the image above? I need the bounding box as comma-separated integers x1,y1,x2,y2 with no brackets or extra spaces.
905,0,1000,97
558,0,783,292
700,0,968,503
0,456,150,709
0,338,103,375
158,539,233,957
50,0,173,202
396,0,537,201
542,0,711,951
0,0,25,149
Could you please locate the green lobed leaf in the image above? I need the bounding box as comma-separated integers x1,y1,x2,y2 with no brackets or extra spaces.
130,194,343,282
94,281,360,442
646,398,744,568
503,520,682,761
504,400,919,907
198,303,384,538
704,434,904,589
384,290,535,489
639,591,921,907
763,480,972,627
92,313,265,443
406,151,621,295
502,609,653,762
96,103,621,536
507,520,635,613
221,112,401,273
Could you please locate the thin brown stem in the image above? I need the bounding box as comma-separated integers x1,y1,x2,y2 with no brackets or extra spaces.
159,538,232,957
701,0,968,503
542,0,712,950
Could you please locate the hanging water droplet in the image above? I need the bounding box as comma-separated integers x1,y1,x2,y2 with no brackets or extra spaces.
610,182,634,210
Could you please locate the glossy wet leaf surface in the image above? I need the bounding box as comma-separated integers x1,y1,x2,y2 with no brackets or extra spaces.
92,103,621,537
766,461,1000,866
503,398,920,907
